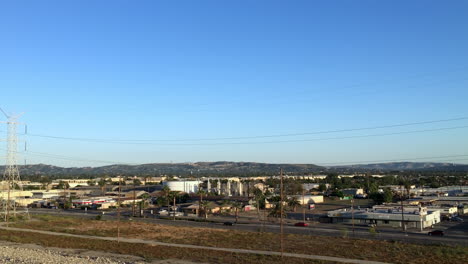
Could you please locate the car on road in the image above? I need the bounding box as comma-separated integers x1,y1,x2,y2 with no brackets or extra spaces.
450,216,464,222
223,221,234,226
168,212,183,217
158,209,168,215
428,230,444,236
294,222,309,227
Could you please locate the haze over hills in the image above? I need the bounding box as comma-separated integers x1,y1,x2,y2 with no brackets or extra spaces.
2,161,467,178
330,162,468,172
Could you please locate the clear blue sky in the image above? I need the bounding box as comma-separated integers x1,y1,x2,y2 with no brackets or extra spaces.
1,0,467,167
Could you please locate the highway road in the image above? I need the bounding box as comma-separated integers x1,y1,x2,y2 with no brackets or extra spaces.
26,208,468,246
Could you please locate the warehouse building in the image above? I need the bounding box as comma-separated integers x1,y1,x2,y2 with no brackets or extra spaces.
327,205,440,231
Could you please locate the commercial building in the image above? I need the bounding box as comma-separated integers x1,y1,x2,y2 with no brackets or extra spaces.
327,205,440,231
289,195,324,205
342,188,365,197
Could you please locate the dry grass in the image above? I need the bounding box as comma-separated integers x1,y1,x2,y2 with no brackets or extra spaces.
0,229,324,264
10,214,468,264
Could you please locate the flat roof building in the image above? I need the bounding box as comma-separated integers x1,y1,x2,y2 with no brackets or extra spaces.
327,205,440,231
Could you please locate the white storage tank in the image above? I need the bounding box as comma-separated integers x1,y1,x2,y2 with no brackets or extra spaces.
163,180,202,193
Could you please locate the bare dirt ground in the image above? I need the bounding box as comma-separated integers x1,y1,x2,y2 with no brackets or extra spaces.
0,240,202,264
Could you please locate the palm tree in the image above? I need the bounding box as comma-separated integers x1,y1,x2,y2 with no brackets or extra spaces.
288,197,301,212
231,201,243,223
196,188,206,218
253,187,265,221
168,191,181,220
98,179,107,195
143,175,150,186
200,200,210,219
161,185,171,208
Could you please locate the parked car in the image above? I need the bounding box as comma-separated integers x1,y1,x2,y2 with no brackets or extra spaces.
168,212,183,216
428,230,444,236
223,221,233,226
451,217,464,222
294,222,309,227
158,209,169,215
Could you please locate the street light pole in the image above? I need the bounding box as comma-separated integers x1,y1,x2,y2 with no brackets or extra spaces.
280,168,284,259
351,198,355,236
117,176,121,243
400,187,406,235
302,189,306,222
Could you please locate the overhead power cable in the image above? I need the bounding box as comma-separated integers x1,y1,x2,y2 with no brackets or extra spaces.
65,125,467,146
12,116,468,144
3,125,468,164
1,148,137,166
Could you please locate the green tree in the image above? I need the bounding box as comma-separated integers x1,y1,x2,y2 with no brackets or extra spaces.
40,176,52,190
253,187,265,221
287,197,301,212
133,179,142,186
57,181,70,190
318,183,327,192
161,185,171,208
87,180,96,186
98,179,107,195
369,189,393,204
331,190,344,198
383,188,394,203
285,180,304,195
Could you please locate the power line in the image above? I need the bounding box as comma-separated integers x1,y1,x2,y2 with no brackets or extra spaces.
12,116,468,144
5,125,468,151
0,148,137,166
4,124,468,165
89,125,468,146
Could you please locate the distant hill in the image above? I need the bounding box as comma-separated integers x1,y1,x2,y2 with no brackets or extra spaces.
1,162,324,178
2,161,467,179
330,162,468,172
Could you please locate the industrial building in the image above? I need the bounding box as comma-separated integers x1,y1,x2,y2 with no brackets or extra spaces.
327,205,440,231
289,195,324,205
163,180,202,193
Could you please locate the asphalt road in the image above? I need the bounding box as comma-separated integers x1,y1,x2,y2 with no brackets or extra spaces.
27,208,468,246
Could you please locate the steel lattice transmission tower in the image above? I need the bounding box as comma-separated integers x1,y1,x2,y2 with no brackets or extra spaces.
0,108,28,223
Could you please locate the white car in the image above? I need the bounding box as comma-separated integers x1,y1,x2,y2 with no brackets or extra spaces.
158,209,169,215
169,212,183,216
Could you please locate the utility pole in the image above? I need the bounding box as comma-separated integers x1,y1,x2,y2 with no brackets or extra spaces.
173,194,176,221
117,176,121,243
302,189,306,222
132,177,136,217
400,186,406,235
1,108,28,225
279,168,284,259
351,198,355,236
